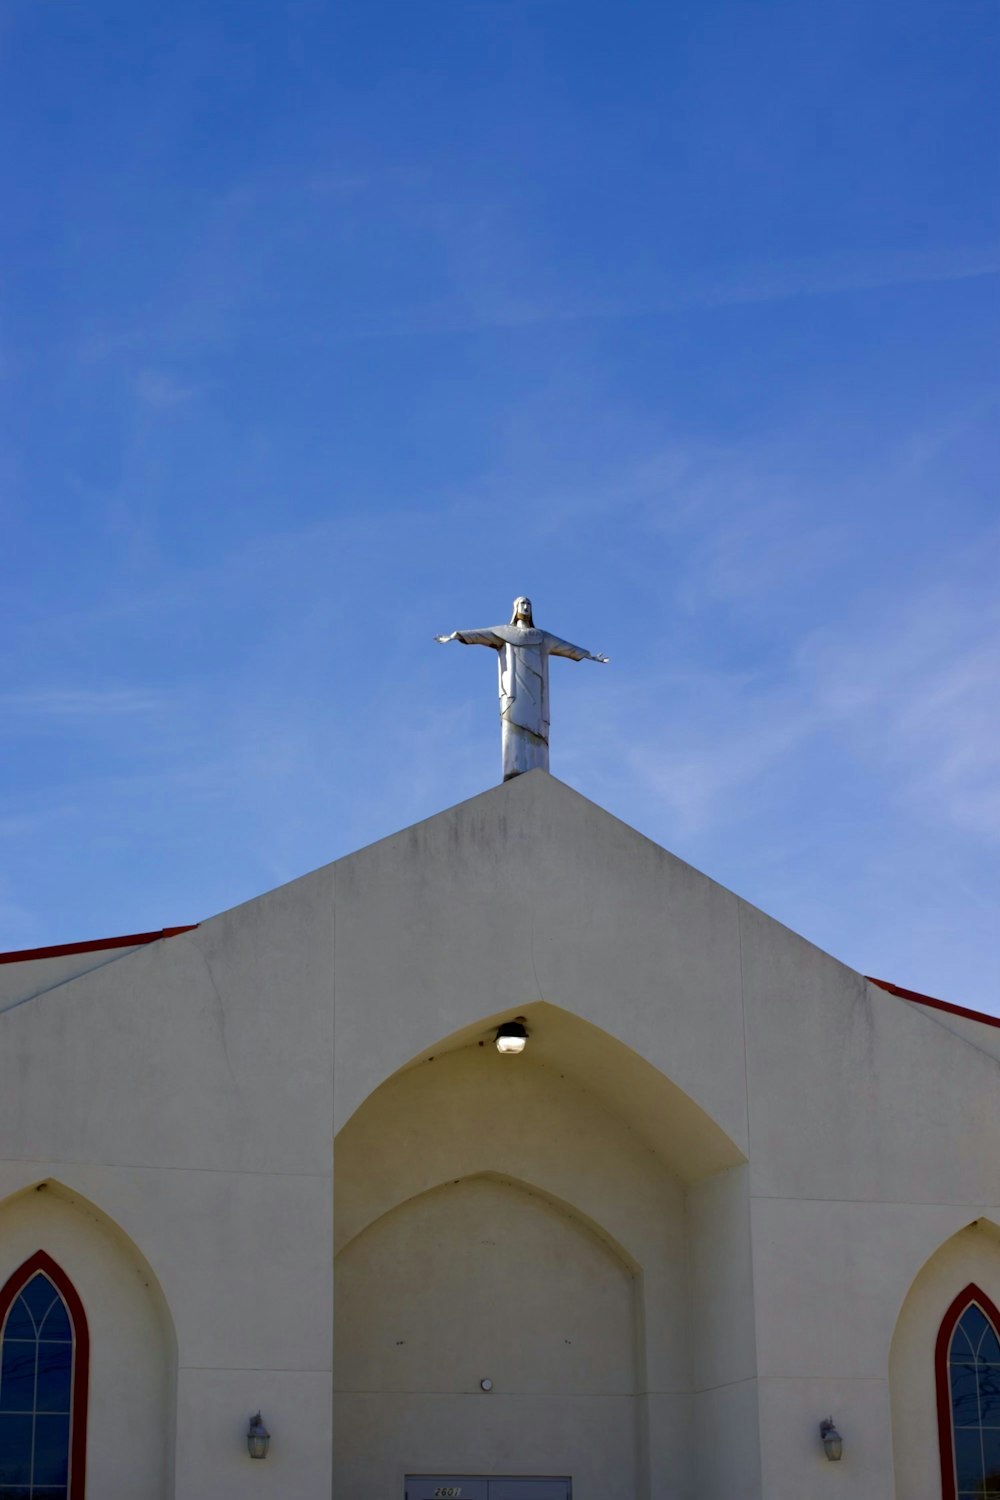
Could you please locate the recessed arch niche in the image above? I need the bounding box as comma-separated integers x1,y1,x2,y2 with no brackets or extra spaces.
336,1173,637,1492
0,1178,176,1500
890,1218,1000,1500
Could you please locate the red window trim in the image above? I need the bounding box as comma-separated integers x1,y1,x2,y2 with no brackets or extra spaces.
0,1249,90,1499
935,1281,1000,1500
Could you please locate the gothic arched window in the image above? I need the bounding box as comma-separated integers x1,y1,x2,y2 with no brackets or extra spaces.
0,1250,89,1499
937,1283,1000,1500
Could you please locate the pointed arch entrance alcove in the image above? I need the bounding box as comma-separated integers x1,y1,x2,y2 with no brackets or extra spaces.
334,1002,748,1500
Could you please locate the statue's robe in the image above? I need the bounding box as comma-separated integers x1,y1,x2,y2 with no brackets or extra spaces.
449,624,594,780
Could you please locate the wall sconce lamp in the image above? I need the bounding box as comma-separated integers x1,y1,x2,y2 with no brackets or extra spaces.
495,1019,528,1055
820,1417,843,1461
247,1411,271,1460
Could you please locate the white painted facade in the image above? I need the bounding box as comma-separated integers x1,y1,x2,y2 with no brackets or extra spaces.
0,770,997,1497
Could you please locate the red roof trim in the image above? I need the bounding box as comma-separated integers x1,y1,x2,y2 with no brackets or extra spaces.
0,925,198,966
867,976,1000,1032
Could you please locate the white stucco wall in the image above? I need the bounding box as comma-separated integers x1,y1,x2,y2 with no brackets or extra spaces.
328,774,1000,1498
895,996,1000,1063
687,1165,761,1499
740,901,1000,1498
0,942,147,1012
0,868,336,1498
329,775,750,1160
1,770,997,1498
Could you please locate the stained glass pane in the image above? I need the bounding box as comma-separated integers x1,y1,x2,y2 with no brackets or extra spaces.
35,1343,71,1414
2,1298,36,1343
33,1415,70,1486
982,1366,1000,1426
953,1363,981,1424
19,1277,57,1330
954,1427,984,1488
984,1430,1000,1483
960,1306,990,1351
951,1303,1000,1497
37,1298,70,1344
0,1414,32,1482
0,1340,35,1413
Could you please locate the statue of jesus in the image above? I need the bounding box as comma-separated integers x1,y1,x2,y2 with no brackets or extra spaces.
435,596,609,780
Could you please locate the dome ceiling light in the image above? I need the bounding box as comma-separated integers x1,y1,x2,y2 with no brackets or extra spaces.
495,1019,528,1055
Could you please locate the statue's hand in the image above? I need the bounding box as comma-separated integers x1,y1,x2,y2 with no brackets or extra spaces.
592,652,610,663
434,633,455,644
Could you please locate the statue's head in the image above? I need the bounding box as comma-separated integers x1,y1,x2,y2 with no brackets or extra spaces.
510,595,534,626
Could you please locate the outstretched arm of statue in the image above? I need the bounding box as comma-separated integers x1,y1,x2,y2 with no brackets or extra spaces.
434,628,504,649
544,634,610,664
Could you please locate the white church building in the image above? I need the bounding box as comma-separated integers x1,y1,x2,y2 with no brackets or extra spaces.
1,767,999,1499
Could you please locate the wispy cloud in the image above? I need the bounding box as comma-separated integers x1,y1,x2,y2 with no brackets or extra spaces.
621,676,817,832
2,687,167,719
135,369,200,409
800,575,1000,841
598,546,1000,847
346,244,1000,340
692,245,1000,310
531,405,1000,853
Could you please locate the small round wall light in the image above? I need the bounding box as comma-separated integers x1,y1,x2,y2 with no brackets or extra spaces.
819,1417,843,1461
495,1020,528,1055
247,1411,271,1460
480,1378,493,1392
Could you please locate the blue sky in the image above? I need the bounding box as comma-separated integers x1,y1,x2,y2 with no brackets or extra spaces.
2,0,998,1011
